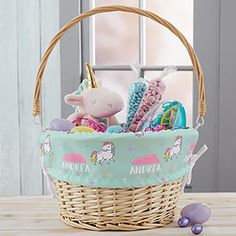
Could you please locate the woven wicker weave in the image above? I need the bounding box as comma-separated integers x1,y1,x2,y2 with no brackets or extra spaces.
33,5,206,231
54,178,183,231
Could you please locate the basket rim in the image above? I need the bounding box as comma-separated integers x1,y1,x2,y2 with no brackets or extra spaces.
42,127,198,139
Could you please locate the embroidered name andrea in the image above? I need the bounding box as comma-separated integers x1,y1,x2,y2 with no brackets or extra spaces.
62,161,90,173
130,164,161,175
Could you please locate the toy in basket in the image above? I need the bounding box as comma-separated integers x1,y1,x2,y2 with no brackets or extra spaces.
33,5,207,231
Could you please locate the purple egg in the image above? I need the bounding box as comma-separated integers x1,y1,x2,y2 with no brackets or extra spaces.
50,118,75,132
191,224,203,235
181,203,211,224
178,217,190,227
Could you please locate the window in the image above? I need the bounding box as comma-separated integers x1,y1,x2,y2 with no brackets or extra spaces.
83,0,193,126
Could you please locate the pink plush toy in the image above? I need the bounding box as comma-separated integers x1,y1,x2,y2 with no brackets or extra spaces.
65,64,124,127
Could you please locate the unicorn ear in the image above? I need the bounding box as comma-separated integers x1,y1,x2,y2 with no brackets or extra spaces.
64,94,83,106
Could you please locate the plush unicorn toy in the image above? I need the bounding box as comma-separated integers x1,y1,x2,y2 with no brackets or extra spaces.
65,64,124,126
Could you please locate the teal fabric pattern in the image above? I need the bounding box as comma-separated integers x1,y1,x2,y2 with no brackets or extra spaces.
39,128,199,188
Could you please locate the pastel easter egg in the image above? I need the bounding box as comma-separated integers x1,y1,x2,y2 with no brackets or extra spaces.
106,125,124,133
178,217,190,227
150,100,186,129
71,126,95,133
191,224,203,235
181,203,211,224
50,118,75,132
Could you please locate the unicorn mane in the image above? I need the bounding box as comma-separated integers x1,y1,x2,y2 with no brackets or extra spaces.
111,145,115,155
176,136,182,148
103,142,115,155
104,141,112,146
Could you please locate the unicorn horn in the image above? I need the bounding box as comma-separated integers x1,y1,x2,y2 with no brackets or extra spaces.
85,63,98,89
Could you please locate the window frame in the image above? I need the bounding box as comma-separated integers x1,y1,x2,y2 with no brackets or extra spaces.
81,0,194,76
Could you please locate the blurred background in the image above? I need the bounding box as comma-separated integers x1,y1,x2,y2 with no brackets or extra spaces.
0,0,235,196
93,0,193,125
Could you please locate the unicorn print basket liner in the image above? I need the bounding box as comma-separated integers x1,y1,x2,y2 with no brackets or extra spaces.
90,141,115,165
33,6,207,231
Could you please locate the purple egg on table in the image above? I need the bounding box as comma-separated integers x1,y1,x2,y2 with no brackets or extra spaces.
181,203,211,224
50,118,75,132
191,224,203,235
178,217,190,227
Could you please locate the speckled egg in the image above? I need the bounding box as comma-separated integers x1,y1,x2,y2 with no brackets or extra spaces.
181,203,211,224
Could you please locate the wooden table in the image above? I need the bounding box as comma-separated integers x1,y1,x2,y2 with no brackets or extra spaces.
0,193,235,236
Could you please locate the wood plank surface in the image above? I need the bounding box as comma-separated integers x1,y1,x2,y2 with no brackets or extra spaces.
0,193,235,236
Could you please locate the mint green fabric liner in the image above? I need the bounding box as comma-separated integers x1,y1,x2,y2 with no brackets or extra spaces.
39,128,199,188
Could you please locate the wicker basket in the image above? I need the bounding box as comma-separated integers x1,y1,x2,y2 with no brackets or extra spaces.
33,5,206,231
53,178,183,230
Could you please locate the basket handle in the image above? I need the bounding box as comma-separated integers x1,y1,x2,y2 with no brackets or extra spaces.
33,5,206,119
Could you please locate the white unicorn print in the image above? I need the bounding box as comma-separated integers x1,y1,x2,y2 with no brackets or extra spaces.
40,134,53,156
90,142,115,165
164,136,182,161
39,134,55,196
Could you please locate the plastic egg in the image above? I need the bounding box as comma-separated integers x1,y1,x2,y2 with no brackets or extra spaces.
50,118,75,132
191,224,203,235
181,203,211,224
150,100,186,129
71,126,95,133
178,217,190,227
106,125,124,133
